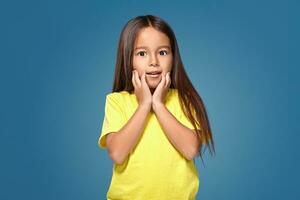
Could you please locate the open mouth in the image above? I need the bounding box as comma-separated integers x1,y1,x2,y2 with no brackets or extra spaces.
146,71,162,78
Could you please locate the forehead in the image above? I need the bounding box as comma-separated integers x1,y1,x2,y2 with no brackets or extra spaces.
134,27,170,49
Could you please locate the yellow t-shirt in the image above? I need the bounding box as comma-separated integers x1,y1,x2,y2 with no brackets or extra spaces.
98,88,203,200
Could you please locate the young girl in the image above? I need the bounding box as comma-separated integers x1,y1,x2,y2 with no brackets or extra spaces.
98,15,215,200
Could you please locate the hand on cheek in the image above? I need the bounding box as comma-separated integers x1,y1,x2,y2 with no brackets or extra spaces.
152,72,171,107
132,70,152,109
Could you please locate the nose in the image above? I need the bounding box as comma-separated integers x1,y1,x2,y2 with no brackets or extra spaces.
149,54,159,67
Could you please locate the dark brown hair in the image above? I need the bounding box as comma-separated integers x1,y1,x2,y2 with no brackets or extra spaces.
111,15,215,164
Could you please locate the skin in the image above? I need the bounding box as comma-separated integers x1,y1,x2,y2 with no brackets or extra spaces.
105,27,200,164
132,27,173,110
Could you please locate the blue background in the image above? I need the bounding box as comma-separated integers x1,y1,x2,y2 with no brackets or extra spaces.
1,0,298,199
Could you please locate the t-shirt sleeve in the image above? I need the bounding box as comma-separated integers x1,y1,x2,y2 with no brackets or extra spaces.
178,108,202,131
98,93,127,149
179,111,211,145
173,91,209,145
178,107,211,145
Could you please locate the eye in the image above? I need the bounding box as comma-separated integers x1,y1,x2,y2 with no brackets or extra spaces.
136,51,147,56
159,50,168,56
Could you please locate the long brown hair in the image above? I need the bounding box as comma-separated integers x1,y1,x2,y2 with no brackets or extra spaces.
111,15,215,164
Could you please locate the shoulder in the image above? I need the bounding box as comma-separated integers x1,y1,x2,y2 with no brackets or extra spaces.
104,91,135,114
105,90,132,102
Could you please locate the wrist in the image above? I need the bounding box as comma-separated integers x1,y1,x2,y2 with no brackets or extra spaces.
138,103,151,112
152,101,165,112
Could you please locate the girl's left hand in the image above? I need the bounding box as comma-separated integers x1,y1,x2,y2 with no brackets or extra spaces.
152,72,171,109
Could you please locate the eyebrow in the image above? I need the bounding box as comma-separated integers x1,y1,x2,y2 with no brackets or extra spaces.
134,45,171,51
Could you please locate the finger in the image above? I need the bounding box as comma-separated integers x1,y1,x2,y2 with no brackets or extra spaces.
141,72,147,87
156,73,164,90
141,72,145,83
164,72,168,88
168,73,171,88
161,72,166,87
166,72,171,88
132,70,137,89
135,71,141,87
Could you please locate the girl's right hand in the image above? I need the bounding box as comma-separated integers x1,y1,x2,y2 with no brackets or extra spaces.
132,70,152,109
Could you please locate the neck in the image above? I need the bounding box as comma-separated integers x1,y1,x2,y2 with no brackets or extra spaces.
150,88,155,94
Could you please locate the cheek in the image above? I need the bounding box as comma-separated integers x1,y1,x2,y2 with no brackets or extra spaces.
162,64,172,74
133,62,147,76
162,57,173,71
133,68,146,77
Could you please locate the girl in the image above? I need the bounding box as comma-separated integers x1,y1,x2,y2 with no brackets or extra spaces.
98,15,215,200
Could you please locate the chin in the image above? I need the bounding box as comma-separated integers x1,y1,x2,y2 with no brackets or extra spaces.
146,80,159,88
148,84,158,89
146,76,161,85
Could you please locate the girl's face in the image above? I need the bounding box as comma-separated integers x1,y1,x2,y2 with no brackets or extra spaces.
132,27,173,90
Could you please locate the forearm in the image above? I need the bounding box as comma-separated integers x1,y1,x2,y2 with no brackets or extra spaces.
109,105,151,164
153,103,200,160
